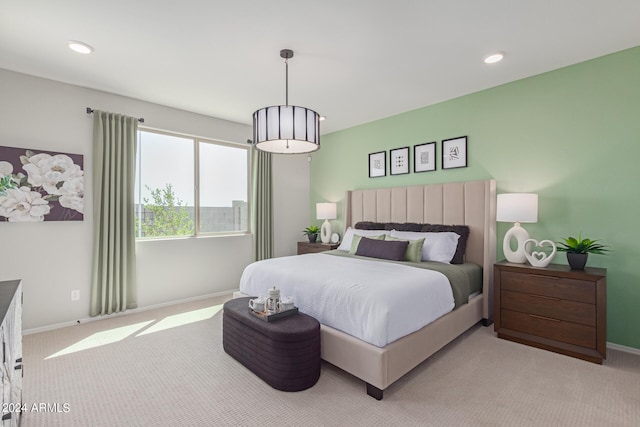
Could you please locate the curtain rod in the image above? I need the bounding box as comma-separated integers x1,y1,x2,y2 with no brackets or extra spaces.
86,107,145,123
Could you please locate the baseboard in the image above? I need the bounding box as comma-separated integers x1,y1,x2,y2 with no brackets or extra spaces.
23,289,237,335
607,341,640,356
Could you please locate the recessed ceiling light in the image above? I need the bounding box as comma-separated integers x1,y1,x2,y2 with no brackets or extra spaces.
68,40,94,54
484,52,504,64
319,116,326,122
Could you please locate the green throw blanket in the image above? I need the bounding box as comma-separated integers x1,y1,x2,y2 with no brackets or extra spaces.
325,250,478,309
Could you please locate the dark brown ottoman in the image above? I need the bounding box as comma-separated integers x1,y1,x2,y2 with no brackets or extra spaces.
222,297,321,391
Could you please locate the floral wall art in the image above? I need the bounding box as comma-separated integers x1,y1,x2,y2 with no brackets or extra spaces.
0,146,84,222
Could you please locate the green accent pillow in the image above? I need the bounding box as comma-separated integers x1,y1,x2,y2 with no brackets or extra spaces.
386,236,425,263
349,234,386,254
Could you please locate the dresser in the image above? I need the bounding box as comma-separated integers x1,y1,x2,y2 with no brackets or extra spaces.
494,262,606,364
297,241,339,255
1,280,23,427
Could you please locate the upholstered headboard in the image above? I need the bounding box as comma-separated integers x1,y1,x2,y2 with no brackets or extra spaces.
344,179,496,319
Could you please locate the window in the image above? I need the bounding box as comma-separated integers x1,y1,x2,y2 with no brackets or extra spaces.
135,129,250,238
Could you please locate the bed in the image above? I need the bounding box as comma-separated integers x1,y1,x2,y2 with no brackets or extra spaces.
237,179,496,399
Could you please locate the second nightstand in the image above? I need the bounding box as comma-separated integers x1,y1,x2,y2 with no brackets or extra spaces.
297,241,339,255
494,261,606,364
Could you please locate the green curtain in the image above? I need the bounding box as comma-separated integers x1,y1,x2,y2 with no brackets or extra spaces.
90,111,138,316
252,150,273,261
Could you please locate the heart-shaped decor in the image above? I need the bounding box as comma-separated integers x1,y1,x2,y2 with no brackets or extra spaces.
523,239,557,267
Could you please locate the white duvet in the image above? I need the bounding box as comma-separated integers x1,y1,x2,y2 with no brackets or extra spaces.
239,253,455,347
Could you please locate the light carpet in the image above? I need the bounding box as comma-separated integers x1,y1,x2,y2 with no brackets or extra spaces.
21,295,640,426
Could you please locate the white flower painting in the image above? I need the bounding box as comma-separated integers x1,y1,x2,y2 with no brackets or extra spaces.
0,146,84,222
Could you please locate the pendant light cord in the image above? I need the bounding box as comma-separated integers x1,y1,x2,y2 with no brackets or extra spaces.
285,57,289,106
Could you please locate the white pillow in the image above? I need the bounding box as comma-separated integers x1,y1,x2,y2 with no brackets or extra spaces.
337,227,391,251
388,230,460,263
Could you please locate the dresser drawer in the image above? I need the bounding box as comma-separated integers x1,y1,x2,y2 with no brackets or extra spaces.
501,309,596,349
501,271,595,304
501,290,596,326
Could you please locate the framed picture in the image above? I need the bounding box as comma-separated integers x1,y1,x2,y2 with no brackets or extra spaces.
442,136,467,169
390,147,410,175
413,142,436,172
368,151,386,178
0,145,84,222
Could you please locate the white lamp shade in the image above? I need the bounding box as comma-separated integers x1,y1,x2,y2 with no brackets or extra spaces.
316,202,337,220
496,193,538,223
253,105,320,154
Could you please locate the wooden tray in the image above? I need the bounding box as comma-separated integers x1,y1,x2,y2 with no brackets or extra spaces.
249,307,299,322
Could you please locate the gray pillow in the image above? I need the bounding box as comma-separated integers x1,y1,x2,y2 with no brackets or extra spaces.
349,234,386,254
355,237,409,261
420,224,470,264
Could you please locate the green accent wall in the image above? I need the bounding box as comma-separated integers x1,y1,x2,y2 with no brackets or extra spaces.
310,46,640,349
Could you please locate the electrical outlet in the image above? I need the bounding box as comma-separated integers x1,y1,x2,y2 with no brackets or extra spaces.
71,290,80,301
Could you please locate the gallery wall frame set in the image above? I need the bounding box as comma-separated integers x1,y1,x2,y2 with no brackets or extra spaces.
368,135,467,177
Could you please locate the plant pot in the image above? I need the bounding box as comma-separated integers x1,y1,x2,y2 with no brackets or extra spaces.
307,233,318,243
567,252,588,270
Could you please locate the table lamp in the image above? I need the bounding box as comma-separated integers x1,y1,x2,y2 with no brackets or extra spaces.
497,193,538,263
316,202,337,243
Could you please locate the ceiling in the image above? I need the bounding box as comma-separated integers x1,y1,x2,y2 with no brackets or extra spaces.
2,1,640,135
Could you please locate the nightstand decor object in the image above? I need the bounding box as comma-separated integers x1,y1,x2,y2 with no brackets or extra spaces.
556,234,610,270
303,225,320,243
497,193,538,263
494,261,606,364
316,202,337,243
523,239,556,267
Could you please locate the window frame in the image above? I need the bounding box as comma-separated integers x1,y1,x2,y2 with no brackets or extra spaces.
135,126,252,240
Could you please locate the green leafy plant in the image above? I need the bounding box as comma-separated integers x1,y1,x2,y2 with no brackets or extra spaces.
557,233,610,255
302,225,320,235
136,183,194,238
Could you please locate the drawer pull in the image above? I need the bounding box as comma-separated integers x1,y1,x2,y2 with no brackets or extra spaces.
530,294,560,301
529,274,559,280
528,314,560,322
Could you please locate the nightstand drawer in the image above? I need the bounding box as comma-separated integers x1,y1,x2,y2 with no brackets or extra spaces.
501,290,596,326
501,271,595,304
501,309,596,349
302,245,332,254
297,242,339,255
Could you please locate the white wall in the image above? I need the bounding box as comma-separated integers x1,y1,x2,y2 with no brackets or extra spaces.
0,69,309,330
273,155,312,257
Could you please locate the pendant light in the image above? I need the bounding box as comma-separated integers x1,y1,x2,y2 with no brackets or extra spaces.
252,49,320,154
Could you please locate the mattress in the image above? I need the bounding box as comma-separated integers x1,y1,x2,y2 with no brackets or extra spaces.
239,252,481,347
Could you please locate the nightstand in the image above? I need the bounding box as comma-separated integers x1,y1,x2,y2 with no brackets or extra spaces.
297,241,339,255
494,261,606,364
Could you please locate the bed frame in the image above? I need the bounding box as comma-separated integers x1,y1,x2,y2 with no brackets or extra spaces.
235,179,496,399
320,179,496,399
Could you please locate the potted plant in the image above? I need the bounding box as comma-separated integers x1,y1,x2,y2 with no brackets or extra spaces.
556,233,609,270
303,225,320,243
